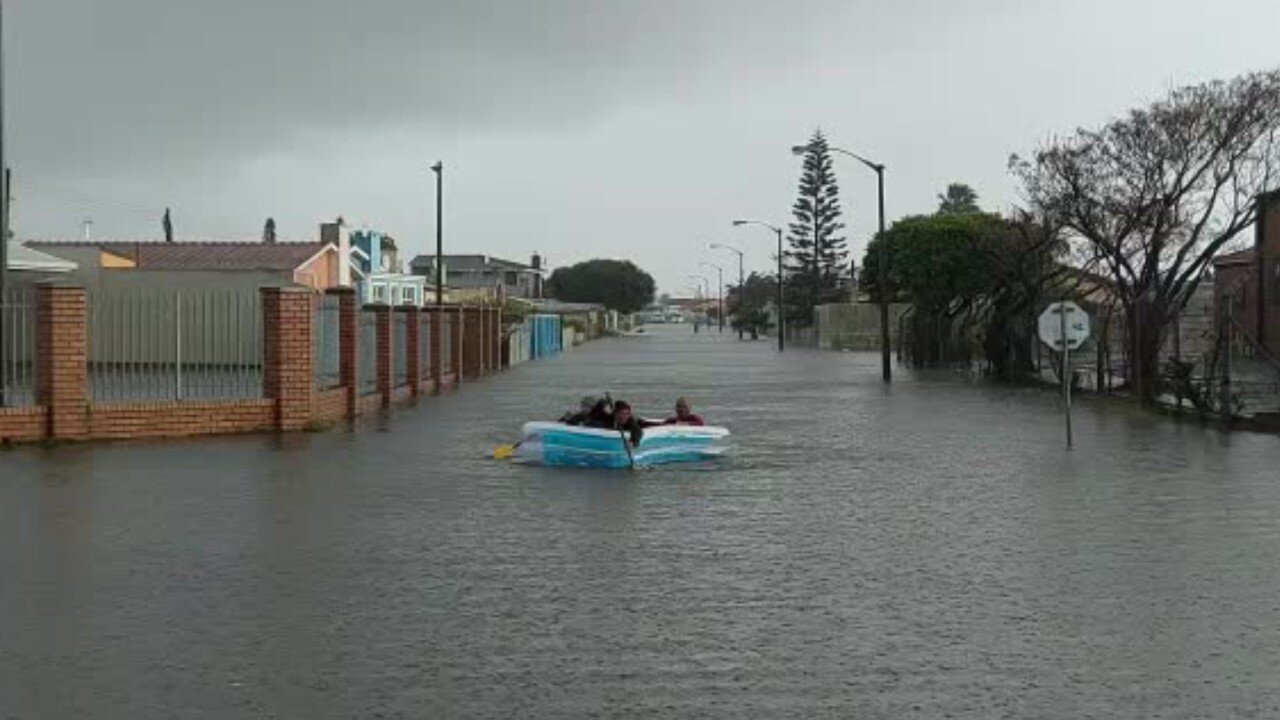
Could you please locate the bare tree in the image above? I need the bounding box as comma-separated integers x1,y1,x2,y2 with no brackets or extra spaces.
1012,69,1280,401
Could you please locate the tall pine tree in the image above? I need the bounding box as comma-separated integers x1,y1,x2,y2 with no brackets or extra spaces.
785,129,848,326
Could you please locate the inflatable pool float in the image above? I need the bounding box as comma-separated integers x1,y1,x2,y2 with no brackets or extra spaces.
514,421,729,469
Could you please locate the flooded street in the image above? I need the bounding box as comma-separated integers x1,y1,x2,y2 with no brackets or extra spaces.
2,325,1278,719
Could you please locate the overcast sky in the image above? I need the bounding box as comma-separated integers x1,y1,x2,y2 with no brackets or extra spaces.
8,0,1279,294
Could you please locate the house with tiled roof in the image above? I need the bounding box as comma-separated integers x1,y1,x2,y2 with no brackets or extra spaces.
26,236,342,293
409,253,544,300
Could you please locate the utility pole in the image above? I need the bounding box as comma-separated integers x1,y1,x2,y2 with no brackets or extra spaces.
875,165,890,383
0,0,10,408
1061,301,1073,450
698,261,724,333
432,161,443,307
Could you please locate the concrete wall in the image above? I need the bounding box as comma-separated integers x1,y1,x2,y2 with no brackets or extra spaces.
814,303,912,351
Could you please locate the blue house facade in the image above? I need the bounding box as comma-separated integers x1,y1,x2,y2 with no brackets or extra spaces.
350,230,426,306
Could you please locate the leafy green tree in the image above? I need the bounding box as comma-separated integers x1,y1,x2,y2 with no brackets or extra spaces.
546,259,656,314
786,129,848,325
726,272,777,338
936,183,981,215
861,212,1065,371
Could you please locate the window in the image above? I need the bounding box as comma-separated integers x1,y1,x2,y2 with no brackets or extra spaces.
372,284,387,303
505,271,519,286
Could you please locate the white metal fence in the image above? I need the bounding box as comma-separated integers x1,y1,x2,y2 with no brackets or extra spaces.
87,289,263,402
0,289,36,407
441,311,454,373
394,312,409,387
313,294,341,390
358,310,378,395
418,313,435,381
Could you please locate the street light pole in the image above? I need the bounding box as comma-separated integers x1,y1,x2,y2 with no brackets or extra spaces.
0,0,10,407
730,222,784,351
709,243,746,340
793,143,890,381
874,164,889,383
431,161,443,307
699,261,724,333
688,274,711,316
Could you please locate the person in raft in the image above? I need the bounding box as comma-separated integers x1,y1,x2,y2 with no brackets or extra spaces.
663,397,705,426
559,396,598,426
609,401,646,445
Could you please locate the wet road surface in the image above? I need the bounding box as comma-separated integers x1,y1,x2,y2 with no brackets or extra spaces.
2,325,1279,719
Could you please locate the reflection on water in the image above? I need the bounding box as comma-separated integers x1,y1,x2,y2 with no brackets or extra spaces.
2,325,1278,719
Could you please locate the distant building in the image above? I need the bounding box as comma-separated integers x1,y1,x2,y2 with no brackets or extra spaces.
410,253,544,300
26,238,342,293
1213,189,1280,358
348,229,426,306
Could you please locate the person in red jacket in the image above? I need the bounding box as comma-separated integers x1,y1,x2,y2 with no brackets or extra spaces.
664,397,705,426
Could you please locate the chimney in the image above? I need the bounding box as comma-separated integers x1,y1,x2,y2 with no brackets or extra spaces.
530,252,542,270
321,217,352,287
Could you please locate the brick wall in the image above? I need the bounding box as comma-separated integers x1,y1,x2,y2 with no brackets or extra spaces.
2,284,555,445
37,285,88,439
87,400,275,440
0,407,47,443
313,387,347,424
263,287,314,431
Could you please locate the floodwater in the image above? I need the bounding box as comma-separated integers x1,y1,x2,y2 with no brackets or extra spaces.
2,325,1278,719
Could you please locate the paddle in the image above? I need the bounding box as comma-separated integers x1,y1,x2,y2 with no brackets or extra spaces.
493,442,520,460
603,392,636,470
618,429,636,470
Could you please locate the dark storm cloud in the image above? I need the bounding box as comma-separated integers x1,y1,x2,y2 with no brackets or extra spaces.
7,0,1278,291
10,0,856,174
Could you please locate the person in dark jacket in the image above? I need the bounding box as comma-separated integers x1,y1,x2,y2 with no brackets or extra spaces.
610,401,645,445
559,396,597,426
584,398,614,428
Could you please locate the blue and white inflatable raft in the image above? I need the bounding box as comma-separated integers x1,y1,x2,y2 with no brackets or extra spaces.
514,421,730,469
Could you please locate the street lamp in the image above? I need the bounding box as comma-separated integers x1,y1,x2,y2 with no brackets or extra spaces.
0,0,9,407
430,161,444,307
730,221,785,351
687,274,711,307
793,143,889,382
699,261,725,333
709,242,745,340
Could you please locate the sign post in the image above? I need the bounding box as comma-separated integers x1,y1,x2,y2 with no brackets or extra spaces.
1038,301,1091,450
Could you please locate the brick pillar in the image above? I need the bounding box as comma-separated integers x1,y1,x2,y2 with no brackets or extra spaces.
262,286,314,432
462,307,483,378
329,287,358,418
36,284,88,440
373,305,393,407
401,306,421,396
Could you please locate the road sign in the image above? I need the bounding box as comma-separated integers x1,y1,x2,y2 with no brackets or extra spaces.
1038,301,1090,351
